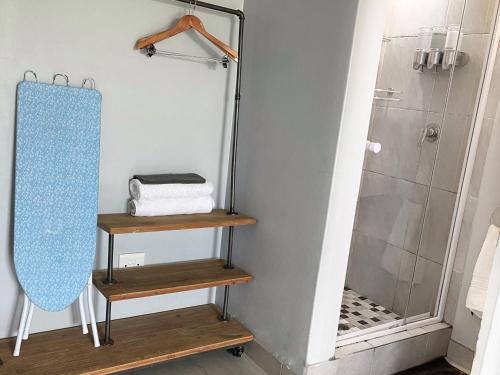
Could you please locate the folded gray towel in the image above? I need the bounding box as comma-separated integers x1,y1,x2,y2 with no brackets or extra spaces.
133,173,206,185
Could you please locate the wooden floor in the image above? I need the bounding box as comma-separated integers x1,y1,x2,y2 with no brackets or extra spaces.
93,259,253,301
98,210,257,234
0,304,253,374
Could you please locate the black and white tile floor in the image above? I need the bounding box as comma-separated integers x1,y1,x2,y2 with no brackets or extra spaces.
338,287,402,335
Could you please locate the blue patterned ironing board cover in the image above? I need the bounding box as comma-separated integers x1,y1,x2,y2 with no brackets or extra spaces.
14,81,101,312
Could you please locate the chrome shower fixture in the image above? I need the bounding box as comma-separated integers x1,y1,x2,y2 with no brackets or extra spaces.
412,25,469,71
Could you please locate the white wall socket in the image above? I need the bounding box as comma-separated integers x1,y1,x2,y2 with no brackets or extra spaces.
119,252,145,268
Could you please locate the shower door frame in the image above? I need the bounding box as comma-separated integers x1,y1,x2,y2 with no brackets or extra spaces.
336,0,500,347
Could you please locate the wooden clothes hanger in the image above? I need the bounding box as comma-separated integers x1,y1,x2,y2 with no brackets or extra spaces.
135,14,239,63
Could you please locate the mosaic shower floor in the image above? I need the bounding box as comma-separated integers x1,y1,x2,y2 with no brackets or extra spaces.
338,287,402,335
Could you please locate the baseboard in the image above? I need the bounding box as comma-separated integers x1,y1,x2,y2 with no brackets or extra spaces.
245,340,296,375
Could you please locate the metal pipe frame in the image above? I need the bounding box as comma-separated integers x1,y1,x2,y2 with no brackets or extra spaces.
171,0,246,322
104,234,117,285
104,301,113,345
173,0,245,18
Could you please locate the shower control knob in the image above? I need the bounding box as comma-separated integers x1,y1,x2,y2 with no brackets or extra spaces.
420,124,439,146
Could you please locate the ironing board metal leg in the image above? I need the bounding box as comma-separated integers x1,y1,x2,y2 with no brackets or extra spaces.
13,294,30,356
104,301,113,345
87,277,100,347
22,301,34,340
78,293,88,335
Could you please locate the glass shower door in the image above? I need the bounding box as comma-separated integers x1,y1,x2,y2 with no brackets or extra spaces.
340,0,498,338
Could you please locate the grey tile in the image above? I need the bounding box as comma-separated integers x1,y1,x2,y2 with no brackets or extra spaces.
368,331,414,347
365,107,437,185
371,334,427,375
432,114,471,193
308,349,374,375
421,323,451,333
306,360,337,375
419,188,457,265
406,257,443,318
453,196,478,273
447,0,497,35
346,231,402,309
356,171,428,252
335,342,373,359
376,37,436,112
385,0,448,37
444,271,463,324
470,118,494,198
432,34,489,116
392,251,417,316
334,349,373,375
128,350,268,375
424,327,453,362
447,339,475,372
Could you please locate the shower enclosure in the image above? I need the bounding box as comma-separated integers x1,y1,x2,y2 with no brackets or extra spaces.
339,0,499,343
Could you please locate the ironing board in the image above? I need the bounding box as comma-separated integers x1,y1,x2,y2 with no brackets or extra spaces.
13,80,101,312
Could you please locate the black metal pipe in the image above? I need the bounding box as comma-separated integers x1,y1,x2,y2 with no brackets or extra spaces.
227,13,245,215
225,227,234,269
221,285,230,321
221,3,245,322
173,0,244,18
105,234,116,284
104,301,113,344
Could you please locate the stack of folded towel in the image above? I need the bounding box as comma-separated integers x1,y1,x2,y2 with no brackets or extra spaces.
128,173,215,217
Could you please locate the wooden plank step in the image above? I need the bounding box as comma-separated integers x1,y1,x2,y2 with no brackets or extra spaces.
93,259,253,302
0,304,253,375
97,209,256,234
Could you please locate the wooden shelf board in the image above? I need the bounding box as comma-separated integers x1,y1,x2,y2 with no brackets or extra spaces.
98,209,257,234
0,304,253,375
93,259,253,302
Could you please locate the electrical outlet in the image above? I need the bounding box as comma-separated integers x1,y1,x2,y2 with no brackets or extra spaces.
119,252,145,268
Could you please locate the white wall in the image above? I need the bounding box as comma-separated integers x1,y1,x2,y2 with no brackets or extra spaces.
0,0,242,337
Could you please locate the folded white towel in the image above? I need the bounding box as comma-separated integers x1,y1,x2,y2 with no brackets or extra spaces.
129,179,214,201
466,225,500,318
129,196,215,217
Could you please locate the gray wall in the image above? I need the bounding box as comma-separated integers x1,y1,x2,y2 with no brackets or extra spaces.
221,1,359,373
0,0,242,337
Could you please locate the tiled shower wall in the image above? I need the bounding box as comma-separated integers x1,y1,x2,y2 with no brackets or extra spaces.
444,7,500,369
346,0,495,318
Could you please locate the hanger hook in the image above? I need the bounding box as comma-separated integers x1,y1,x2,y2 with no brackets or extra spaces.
189,0,197,15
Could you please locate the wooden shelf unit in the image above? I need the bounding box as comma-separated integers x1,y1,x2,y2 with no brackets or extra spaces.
93,209,256,371
97,209,256,234
0,304,253,374
93,258,253,302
